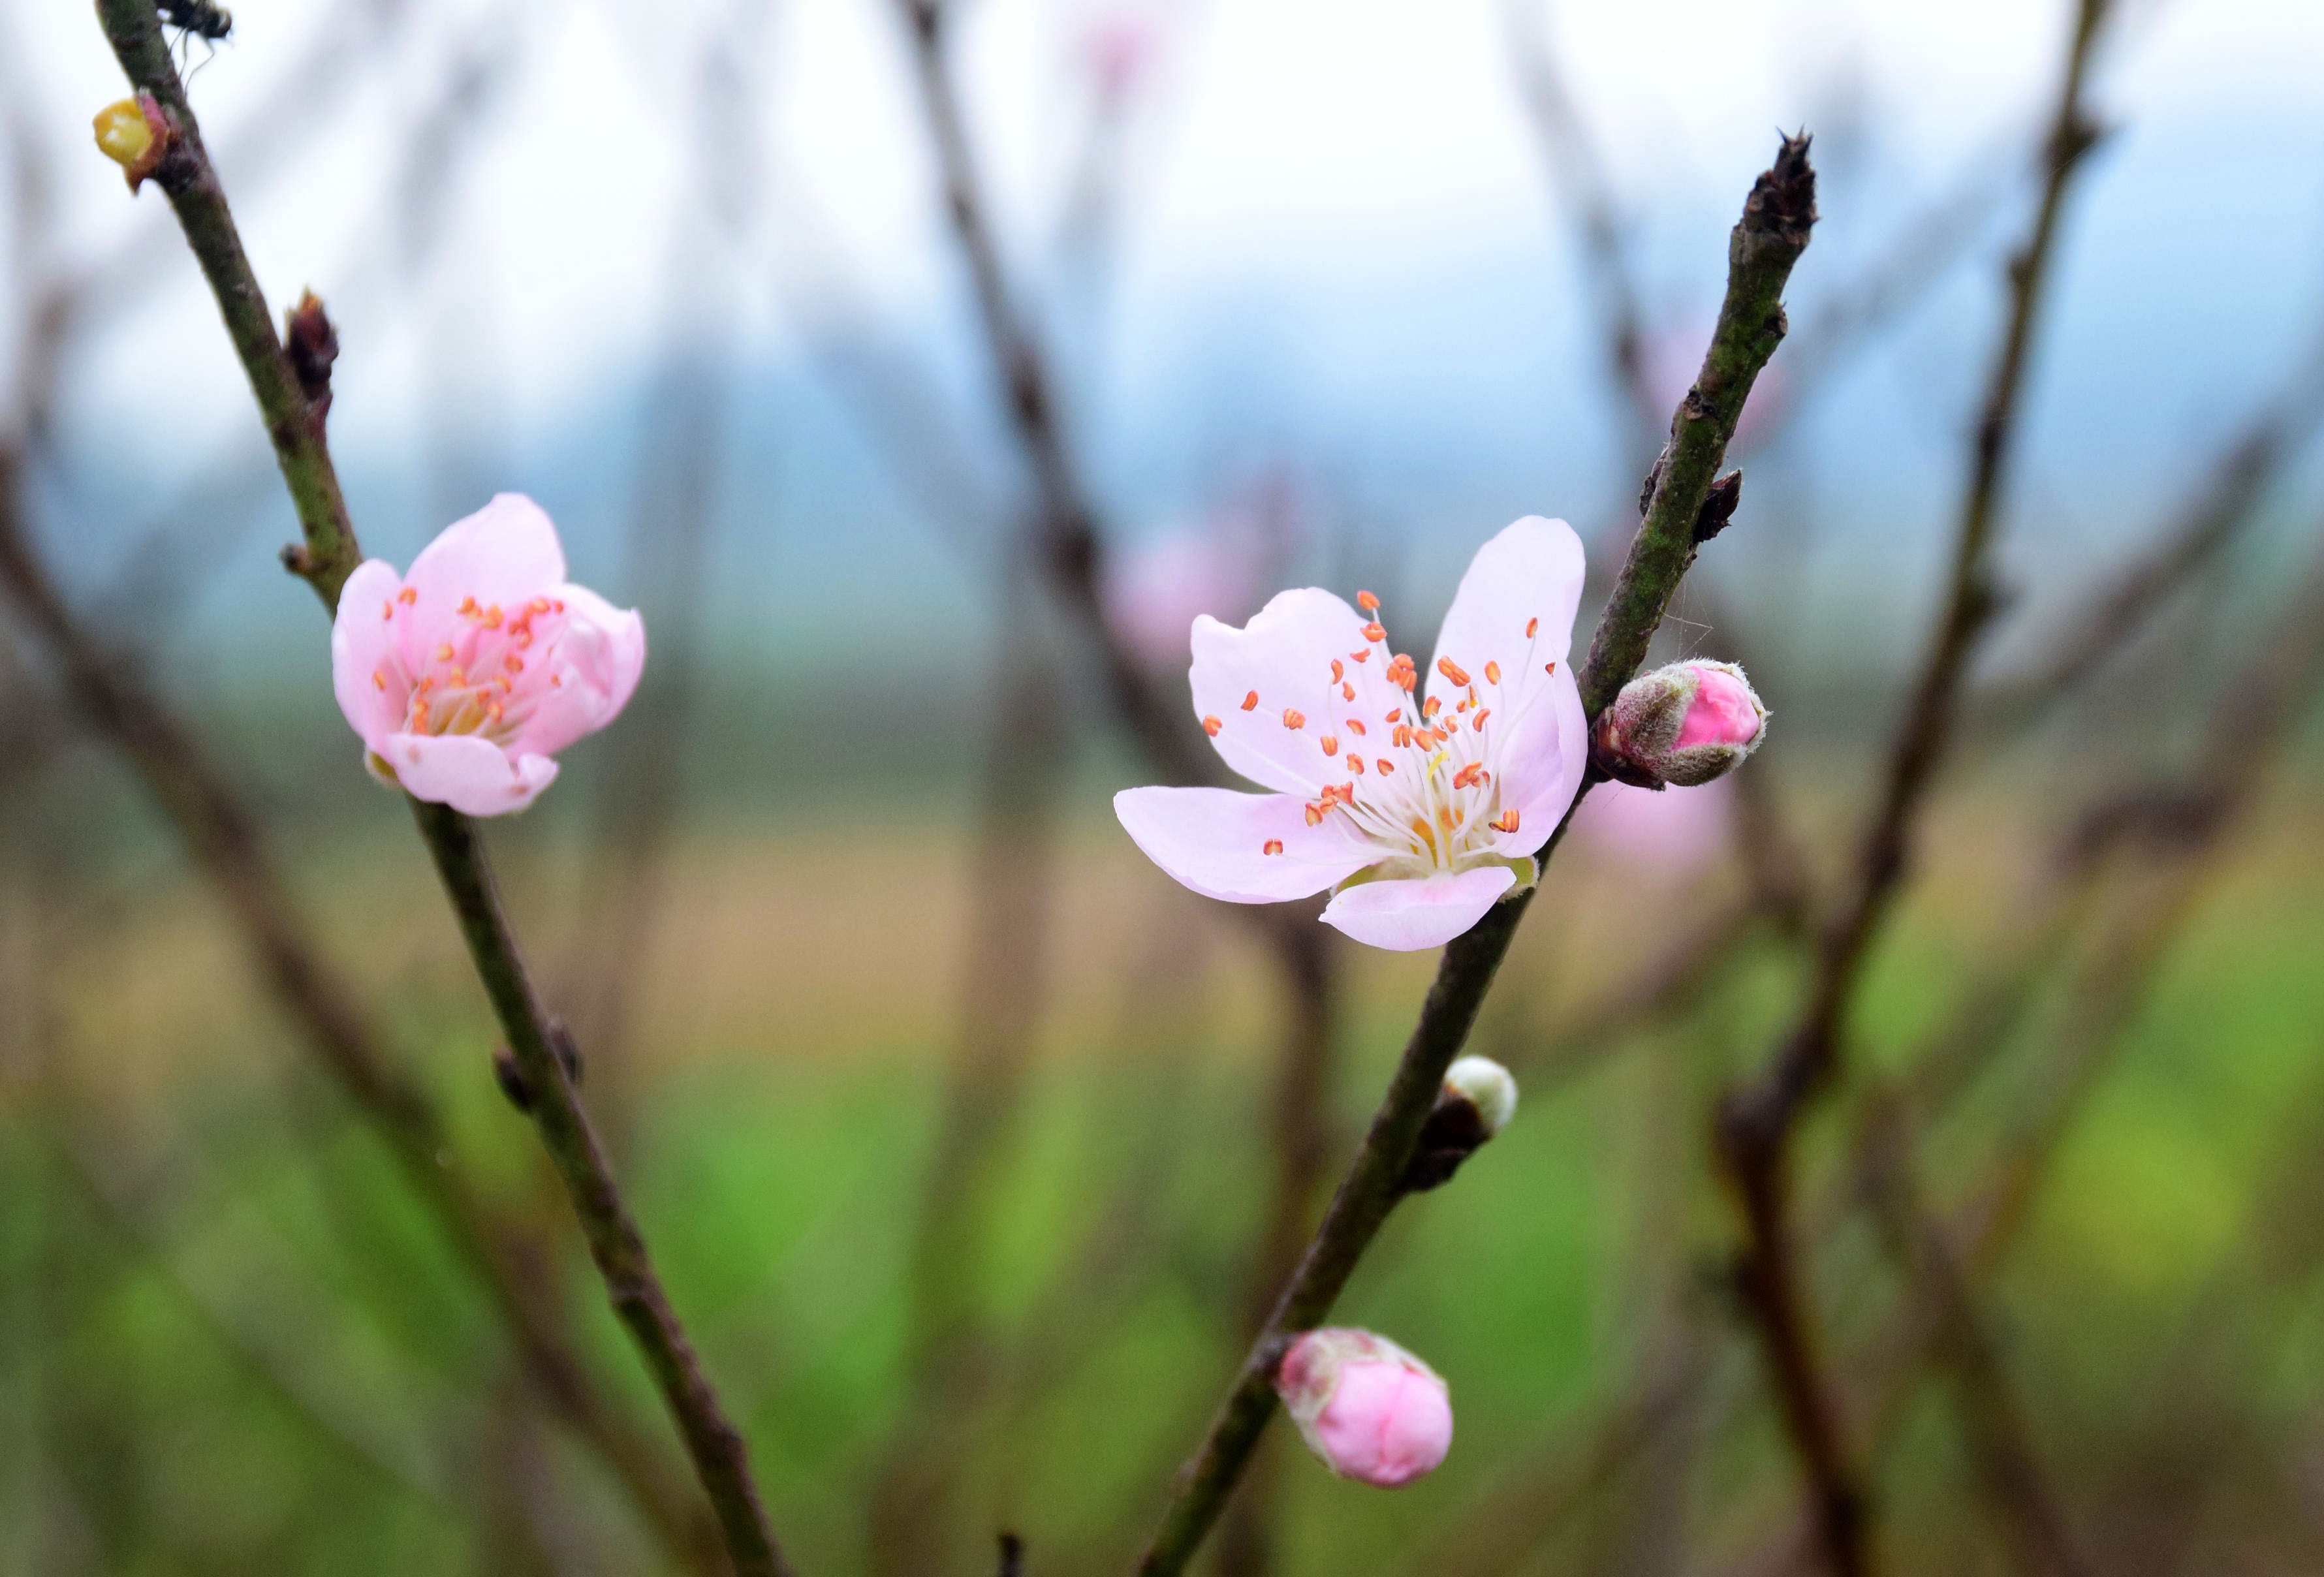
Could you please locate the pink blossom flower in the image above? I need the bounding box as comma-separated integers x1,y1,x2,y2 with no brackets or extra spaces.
330,494,645,817
1082,8,1161,105
1112,516,1588,951
1275,1328,1452,1488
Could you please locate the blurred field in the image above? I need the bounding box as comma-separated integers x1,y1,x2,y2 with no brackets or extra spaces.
7,769,2322,1575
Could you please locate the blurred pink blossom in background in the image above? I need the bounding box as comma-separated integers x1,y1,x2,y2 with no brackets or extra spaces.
1570,778,1736,877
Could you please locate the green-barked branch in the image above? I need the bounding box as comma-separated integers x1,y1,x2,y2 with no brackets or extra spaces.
1125,133,1815,1577
90,3,793,1572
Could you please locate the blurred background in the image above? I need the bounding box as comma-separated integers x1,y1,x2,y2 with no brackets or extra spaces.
3,0,2324,1572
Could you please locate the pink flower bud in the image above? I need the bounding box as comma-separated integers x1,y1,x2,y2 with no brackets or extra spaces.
1592,659,1767,788
1274,1328,1452,1487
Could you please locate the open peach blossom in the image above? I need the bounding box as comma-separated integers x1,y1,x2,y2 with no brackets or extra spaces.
1114,516,1588,950
330,494,644,816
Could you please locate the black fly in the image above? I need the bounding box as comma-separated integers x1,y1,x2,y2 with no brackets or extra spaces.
156,0,231,79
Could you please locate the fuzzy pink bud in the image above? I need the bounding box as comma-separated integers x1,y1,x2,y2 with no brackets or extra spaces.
1592,659,1767,789
1274,1328,1452,1487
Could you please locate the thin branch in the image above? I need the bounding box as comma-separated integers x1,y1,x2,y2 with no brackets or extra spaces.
1971,330,2324,735
890,0,1210,790
865,583,1067,1577
1120,134,1815,1577
90,5,791,1571
1710,11,2111,1576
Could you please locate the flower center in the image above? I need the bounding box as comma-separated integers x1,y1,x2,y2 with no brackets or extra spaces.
373,589,571,745
1296,592,1555,873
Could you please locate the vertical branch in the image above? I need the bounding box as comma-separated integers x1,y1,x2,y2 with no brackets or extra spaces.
1712,14,2112,1573
90,4,793,1571
865,576,1067,1577
1125,136,1815,1577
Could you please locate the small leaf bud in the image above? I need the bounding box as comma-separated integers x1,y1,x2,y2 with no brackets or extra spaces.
1402,1055,1518,1192
1592,659,1768,788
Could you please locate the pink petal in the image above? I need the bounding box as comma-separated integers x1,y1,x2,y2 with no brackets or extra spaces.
400,493,568,619
1313,1362,1452,1487
1320,865,1515,951
1115,786,1377,903
1483,657,1586,858
1191,587,1407,797
383,731,558,817
511,585,647,757
1426,516,1585,715
331,559,408,747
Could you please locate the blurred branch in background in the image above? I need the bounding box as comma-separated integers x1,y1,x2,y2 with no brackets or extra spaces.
885,7,1343,1573
1712,8,2112,1574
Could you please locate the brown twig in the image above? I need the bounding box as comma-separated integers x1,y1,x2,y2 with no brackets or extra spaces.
1116,134,1814,1577
89,5,791,1570
1708,10,2111,1575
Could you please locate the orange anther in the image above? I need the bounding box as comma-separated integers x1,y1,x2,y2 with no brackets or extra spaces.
1437,806,1458,832
1357,589,1379,611
381,600,394,621
551,599,565,613
1349,648,1371,663
1422,696,1441,717
1347,755,1366,774
396,587,417,605
1330,659,1344,683
1437,657,1470,687
1321,735,1339,755
488,700,505,723
530,597,551,615
1283,708,1306,730
1376,758,1394,774
1203,715,1223,736
497,675,513,693
1362,622,1387,642
458,595,479,616
411,700,430,730
1453,762,1482,789
1484,661,1501,685
505,654,525,674
1526,617,1539,638
1305,803,1325,826
1544,661,1557,675
1262,838,1285,856
1491,810,1520,834
1385,708,1402,722
371,670,387,691
434,643,455,662
1392,724,1412,747
1473,708,1491,731
1242,691,1259,711
481,604,504,629
1345,719,1366,735
1342,682,1356,701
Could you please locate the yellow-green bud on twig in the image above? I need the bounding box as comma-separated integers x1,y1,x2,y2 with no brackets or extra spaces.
92,91,173,193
